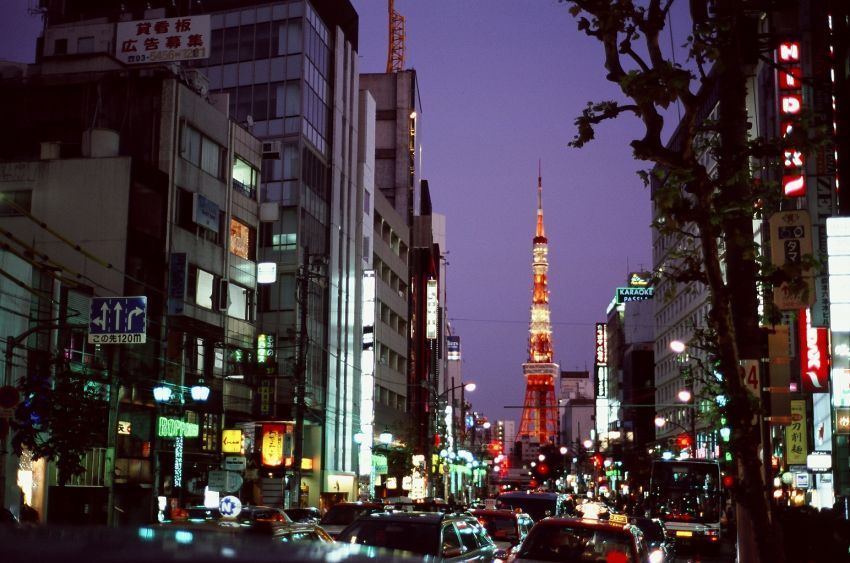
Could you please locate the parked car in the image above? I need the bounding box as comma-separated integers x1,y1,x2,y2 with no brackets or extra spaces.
319,501,384,538
284,507,322,524
181,504,292,525
0,523,412,563
336,510,502,561
507,512,649,562
495,491,575,522
630,516,675,563
470,508,533,551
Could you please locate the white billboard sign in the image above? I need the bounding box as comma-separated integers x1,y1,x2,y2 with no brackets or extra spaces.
116,15,210,65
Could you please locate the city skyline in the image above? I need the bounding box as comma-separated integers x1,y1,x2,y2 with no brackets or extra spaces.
0,0,666,431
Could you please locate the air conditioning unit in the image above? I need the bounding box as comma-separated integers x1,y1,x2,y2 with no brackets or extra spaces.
262,140,281,159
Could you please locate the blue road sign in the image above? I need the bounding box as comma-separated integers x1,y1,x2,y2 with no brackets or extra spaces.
88,296,147,344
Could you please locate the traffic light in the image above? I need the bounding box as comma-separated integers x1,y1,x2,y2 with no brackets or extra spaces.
676,433,693,449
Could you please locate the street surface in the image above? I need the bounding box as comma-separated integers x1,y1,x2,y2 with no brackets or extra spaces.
673,539,735,563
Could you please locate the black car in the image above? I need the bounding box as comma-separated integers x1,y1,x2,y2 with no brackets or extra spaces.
319,501,385,538
630,516,675,563
284,507,322,524
336,510,501,561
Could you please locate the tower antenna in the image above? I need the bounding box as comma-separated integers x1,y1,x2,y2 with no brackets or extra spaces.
386,0,406,73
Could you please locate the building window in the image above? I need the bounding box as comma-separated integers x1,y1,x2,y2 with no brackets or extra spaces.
193,267,216,309
232,157,258,198
77,36,95,53
272,232,297,251
229,218,256,260
54,38,67,55
227,283,254,321
201,413,220,452
180,122,225,180
0,190,32,216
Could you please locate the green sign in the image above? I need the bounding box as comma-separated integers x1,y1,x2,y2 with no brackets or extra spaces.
157,416,199,438
372,454,388,474
615,287,654,303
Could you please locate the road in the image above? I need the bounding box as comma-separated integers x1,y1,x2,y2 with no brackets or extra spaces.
673,539,736,562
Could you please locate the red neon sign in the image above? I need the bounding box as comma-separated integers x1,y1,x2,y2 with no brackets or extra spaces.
777,41,805,198
799,308,829,393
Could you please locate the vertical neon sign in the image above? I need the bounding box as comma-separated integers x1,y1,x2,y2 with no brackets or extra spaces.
777,41,806,197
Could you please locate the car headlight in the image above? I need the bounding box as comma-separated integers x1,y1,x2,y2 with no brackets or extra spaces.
649,548,666,563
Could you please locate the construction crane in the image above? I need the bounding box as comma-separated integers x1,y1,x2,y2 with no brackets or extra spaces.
386,0,405,73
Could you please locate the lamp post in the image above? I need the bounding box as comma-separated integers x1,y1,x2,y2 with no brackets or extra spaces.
429,381,475,499
654,415,694,457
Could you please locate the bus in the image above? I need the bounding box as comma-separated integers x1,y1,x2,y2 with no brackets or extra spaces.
647,459,723,549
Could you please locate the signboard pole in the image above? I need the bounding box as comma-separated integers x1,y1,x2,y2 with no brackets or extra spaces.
105,345,120,527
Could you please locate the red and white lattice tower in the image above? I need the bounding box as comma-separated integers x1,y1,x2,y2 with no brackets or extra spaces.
517,167,559,447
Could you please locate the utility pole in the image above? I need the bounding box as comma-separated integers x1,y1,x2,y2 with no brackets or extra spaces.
291,252,309,508
291,250,325,508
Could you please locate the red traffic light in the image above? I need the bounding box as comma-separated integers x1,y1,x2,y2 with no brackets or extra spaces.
722,475,736,488
676,433,693,449
537,462,550,476
592,454,603,467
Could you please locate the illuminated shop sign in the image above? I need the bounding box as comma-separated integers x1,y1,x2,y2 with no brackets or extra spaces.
426,279,439,340
261,424,285,467
157,416,199,438
799,308,829,392
116,15,210,65
777,41,805,197
615,287,654,303
447,336,461,361
222,429,243,454
594,323,607,367
628,272,652,287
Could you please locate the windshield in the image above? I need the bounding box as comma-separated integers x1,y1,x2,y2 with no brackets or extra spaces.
518,524,635,563
336,520,440,555
649,462,722,524
497,495,567,522
476,514,518,542
320,505,370,526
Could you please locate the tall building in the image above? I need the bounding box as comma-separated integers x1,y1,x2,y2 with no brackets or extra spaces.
359,70,418,497
27,0,365,510
516,171,559,461
0,36,263,523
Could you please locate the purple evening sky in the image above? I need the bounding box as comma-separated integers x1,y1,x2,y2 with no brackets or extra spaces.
0,1,694,433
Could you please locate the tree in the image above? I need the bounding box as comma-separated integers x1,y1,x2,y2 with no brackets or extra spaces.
562,1,807,561
12,357,109,485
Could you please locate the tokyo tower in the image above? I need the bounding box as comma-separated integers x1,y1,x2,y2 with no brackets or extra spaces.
517,167,559,446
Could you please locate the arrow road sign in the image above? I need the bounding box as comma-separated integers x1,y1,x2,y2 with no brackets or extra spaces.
88,296,147,344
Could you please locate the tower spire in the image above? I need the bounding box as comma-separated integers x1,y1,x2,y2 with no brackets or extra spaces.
517,169,559,452
536,160,545,239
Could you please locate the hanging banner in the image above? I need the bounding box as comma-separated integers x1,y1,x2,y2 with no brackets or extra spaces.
261,424,285,467
786,400,808,465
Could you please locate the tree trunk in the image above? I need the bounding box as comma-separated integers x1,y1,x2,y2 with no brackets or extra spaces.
711,2,784,562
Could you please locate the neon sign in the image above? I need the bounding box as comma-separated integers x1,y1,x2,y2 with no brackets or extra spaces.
157,416,199,438
777,41,806,197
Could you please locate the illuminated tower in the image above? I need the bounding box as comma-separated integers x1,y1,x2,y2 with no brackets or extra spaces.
517,167,560,447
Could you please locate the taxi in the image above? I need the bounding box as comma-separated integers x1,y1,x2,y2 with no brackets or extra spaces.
469,507,533,552
507,503,650,562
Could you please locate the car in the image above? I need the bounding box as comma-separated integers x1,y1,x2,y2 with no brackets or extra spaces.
319,501,385,538
629,516,675,563
284,507,322,524
507,510,649,562
470,508,534,552
495,491,576,522
0,523,414,562
335,510,502,561
180,504,292,525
